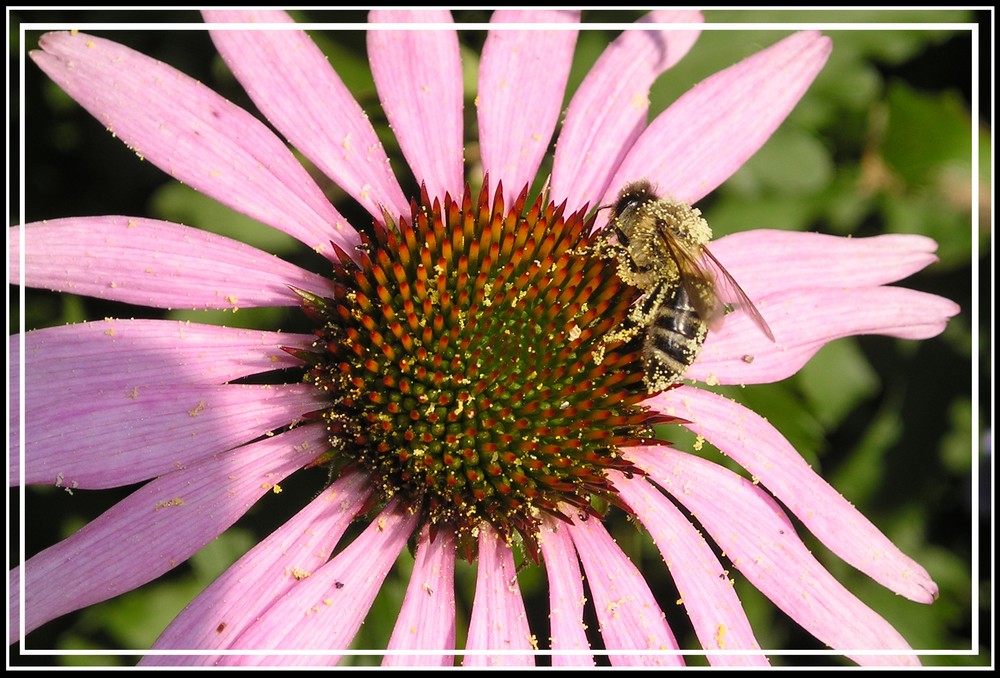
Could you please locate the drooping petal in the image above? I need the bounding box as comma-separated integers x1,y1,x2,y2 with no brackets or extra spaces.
478,10,580,200
610,471,769,666
464,523,535,666
709,231,944,301
16,383,324,489
552,10,703,212
142,469,372,664
215,499,420,666
538,516,593,666
689,286,960,385
628,446,922,666
10,218,335,309
383,526,457,666
204,9,409,222
568,515,683,667
604,31,832,211
11,424,326,642
646,387,938,603
30,31,358,258
368,10,464,200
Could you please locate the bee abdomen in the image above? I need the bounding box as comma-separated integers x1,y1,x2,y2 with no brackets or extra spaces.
642,284,707,391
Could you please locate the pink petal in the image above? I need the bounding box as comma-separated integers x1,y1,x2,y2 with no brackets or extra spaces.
568,515,683,667
215,499,419,665
368,10,464,200
552,10,703,212
10,217,335,309
478,10,580,200
204,9,409,222
647,387,938,603
13,319,309,394
689,286,961,385
604,31,832,211
30,31,358,258
9,321,309,483
142,468,372,664
628,446,922,666
11,424,326,642
538,516,593,666
383,526,457,666
17,383,324,489
710,231,943,300
464,523,535,666
610,472,769,666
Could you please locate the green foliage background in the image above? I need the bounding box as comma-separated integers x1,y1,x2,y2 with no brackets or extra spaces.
8,8,990,667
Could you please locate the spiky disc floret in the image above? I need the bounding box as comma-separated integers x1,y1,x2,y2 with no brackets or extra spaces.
302,181,668,554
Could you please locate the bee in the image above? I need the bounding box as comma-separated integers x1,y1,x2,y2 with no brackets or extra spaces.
594,180,774,392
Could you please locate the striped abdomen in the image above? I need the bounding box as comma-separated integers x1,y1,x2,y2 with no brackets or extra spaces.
641,281,708,391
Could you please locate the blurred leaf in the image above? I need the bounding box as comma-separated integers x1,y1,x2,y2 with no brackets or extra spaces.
165,306,292,332
150,183,302,257
796,339,880,429
939,398,975,474
881,83,972,188
705,193,816,236
722,127,835,197
829,394,903,503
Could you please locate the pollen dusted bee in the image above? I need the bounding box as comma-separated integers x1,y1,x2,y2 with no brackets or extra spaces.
594,180,774,393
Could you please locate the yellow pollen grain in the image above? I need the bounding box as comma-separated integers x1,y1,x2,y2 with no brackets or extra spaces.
288,567,311,581
85,40,95,48
272,483,283,494
154,497,185,511
127,219,138,229
715,624,727,649
104,328,116,337
188,400,207,417
127,386,139,400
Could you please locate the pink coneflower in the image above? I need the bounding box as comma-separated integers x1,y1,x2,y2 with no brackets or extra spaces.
10,9,960,667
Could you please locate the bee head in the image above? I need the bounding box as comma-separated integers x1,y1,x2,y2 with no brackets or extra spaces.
611,180,658,224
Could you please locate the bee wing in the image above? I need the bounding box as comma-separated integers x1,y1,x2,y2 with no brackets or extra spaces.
656,224,774,342
699,245,776,342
